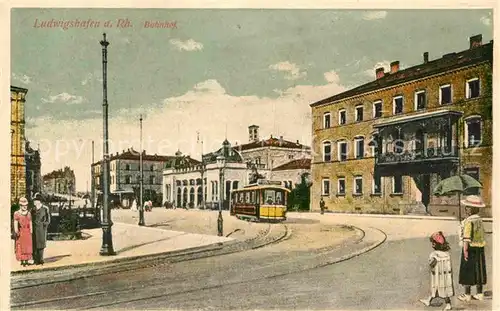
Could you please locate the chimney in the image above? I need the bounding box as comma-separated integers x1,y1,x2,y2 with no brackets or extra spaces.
296,140,300,144
469,34,482,49
375,67,385,79
423,52,429,64
390,61,400,74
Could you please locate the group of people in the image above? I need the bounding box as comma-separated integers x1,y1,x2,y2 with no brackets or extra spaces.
12,193,51,267
420,195,488,310
130,199,153,212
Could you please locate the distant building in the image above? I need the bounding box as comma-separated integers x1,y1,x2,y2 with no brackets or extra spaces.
11,86,28,204
310,34,492,217
25,140,42,200
91,148,175,207
43,167,76,195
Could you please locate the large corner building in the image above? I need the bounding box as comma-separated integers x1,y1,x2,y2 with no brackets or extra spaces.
310,34,492,217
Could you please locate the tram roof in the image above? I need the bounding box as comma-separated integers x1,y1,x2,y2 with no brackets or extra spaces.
232,185,291,193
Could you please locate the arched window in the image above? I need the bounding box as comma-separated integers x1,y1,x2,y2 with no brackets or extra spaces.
322,141,332,162
464,116,482,147
337,140,348,161
125,164,130,171
323,112,331,129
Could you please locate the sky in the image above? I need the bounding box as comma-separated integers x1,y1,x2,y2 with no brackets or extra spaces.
10,8,493,191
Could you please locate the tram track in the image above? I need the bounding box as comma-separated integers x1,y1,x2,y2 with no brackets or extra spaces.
11,225,387,310
11,222,283,291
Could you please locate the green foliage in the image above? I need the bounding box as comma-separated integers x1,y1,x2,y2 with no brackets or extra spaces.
288,173,311,211
58,210,80,235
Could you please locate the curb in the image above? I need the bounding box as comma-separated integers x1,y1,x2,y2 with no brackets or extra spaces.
296,212,493,222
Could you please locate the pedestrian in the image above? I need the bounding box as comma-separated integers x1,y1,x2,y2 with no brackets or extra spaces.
320,197,325,215
419,231,454,310
13,197,33,267
32,193,51,265
457,195,487,302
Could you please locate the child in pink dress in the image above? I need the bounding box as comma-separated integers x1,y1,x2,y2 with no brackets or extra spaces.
420,231,454,310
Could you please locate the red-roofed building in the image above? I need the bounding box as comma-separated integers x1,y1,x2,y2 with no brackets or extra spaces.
310,34,492,217
91,148,177,207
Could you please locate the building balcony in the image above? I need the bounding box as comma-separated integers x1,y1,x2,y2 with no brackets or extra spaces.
376,145,459,165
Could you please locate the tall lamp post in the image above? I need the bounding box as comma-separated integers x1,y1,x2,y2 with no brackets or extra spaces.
138,114,145,226
216,155,226,236
99,33,115,256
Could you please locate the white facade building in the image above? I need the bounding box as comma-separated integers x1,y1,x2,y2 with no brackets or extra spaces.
162,126,311,209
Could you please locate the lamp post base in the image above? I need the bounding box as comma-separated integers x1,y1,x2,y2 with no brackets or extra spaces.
217,210,223,237
138,210,145,226
99,224,116,256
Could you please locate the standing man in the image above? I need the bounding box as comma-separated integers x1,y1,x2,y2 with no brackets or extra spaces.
320,197,326,215
32,193,51,265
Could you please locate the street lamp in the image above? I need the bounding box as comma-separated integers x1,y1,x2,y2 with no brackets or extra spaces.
138,114,145,226
216,155,226,236
99,33,115,256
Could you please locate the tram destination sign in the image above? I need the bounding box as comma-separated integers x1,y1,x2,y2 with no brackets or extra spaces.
256,179,282,186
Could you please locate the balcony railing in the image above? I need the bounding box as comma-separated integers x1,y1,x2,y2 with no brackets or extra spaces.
376,146,459,165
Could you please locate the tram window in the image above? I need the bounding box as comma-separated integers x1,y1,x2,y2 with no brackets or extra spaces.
245,192,250,203
276,192,283,205
250,191,255,203
264,190,276,205
238,193,244,203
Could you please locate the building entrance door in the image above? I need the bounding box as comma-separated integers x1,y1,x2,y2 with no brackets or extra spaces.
421,174,431,212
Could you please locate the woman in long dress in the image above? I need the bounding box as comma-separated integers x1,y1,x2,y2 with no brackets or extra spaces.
457,195,488,302
13,197,33,267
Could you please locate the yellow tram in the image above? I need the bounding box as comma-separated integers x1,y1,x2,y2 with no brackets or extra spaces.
230,180,290,222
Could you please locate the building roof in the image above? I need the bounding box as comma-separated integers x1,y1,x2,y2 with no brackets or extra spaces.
165,154,202,169
92,148,175,166
310,40,493,107
43,166,75,180
272,158,311,171
11,85,28,93
235,136,311,151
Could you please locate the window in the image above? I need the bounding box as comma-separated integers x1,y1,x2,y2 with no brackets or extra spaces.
393,175,403,194
150,176,156,184
150,164,155,171
338,141,348,161
125,175,131,184
393,96,403,114
338,109,346,125
125,164,130,171
137,176,141,184
465,117,482,147
415,90,426,110
355,105,364,122
288,154,294,160
440,84,452,105
373,101,382,118
323,113,331,129
392,130,405,154
372,175,382,194
323,141,332,162
464,167,480,195
353,176,363,195
322,178,330,196
354,137,365,159
337,177,346,195
466,78,480,99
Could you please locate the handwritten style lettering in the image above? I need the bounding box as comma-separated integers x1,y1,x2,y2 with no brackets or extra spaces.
33,18,102,30
143,21,177,29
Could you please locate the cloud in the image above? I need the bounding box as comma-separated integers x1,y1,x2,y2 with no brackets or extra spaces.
324,70,340,84
362,11,388,20
269,61,307,80
364,60,392,78
41,92,85,105
81,72,103,86
480,16,491,26
12,73,32,85
26,73,346,192
169,39,204,51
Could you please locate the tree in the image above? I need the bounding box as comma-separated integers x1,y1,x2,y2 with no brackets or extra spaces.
288,173,312,211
